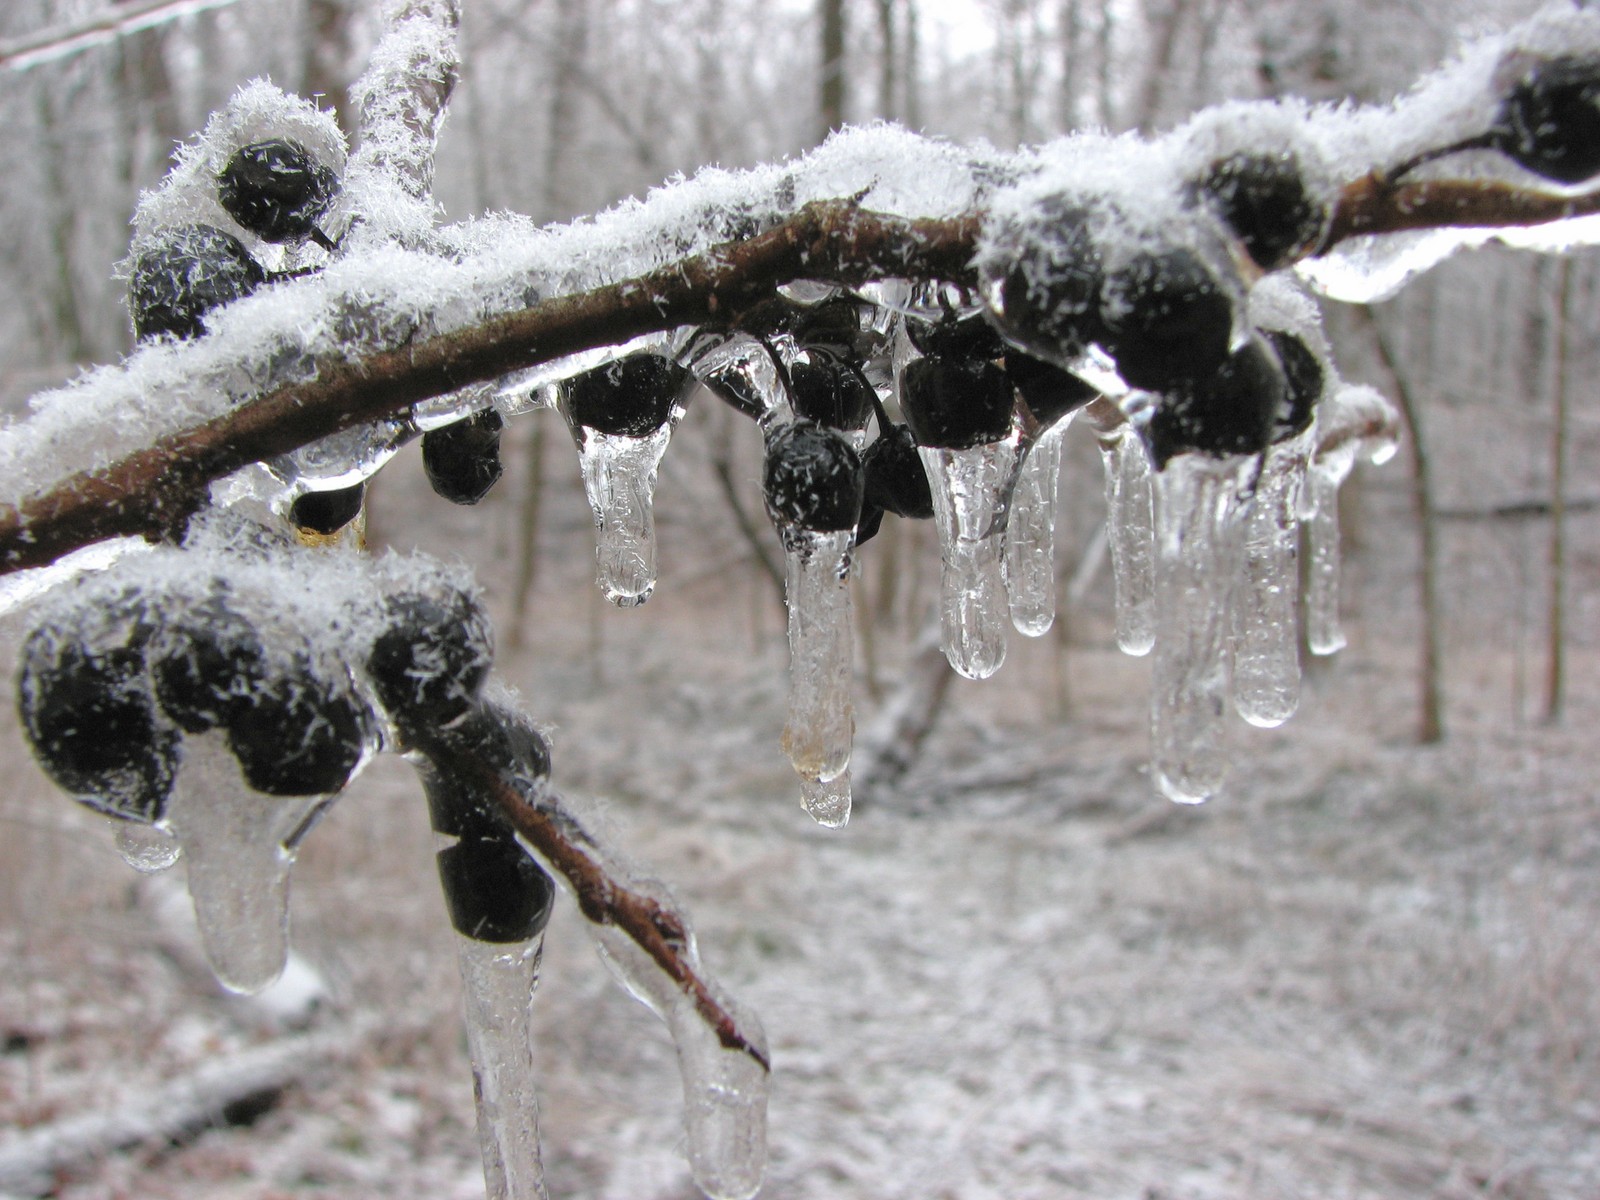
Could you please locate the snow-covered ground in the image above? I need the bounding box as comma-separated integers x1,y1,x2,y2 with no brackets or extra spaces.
2,434,1598,1200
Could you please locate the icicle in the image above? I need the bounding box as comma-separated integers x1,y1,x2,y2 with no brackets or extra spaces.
1231,439,1308,728
1304,459,1347,655
576,424,672,607
1150,455,1254,804
456,935,550,1200
166,733,332,993
1004,417,1072,636
780,529,855,787
799,769,851,829
920,436,1019,679
590,916,769,1200
115,821,181,872
1098,428,1157,657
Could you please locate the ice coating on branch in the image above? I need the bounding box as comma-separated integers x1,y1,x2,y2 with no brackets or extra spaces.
575,425,672,607
1231,438,1306,728
165,733,332,993
1150,455,1254,805
781,529,855,787
1098,426,1156,656
921,438,1020,679
1004,417,1071,637
456,936,550,1200
590,903,769,1200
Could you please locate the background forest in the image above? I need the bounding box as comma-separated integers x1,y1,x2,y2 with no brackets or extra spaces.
2,1,1599,1198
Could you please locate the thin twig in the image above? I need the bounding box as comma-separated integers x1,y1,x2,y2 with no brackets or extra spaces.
0,0,246,74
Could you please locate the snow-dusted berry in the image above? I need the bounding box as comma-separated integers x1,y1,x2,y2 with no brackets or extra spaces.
1189,152,1327,271
226,661,368,796
763,422,865,533
367,586,494,740
987,195,1108,364
1491,54,1600,185
129,224,266,342
566,354,687,437
899,355,1014,449
151,591,268,734
1102,246,1235,393
1144,335,1285,468
217,139,340,244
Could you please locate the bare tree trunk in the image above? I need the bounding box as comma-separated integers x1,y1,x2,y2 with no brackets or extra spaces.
542,0,590,221
1096,2,1115,127
876,0,897,120
1133,0,1189,130
1543,254,1574,724
819,0,847,141
303,0,357,136
1058,0,1082,132
904,0,922,128
1359,304,1445,744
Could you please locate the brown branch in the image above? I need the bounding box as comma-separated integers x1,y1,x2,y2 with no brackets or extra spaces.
1322,174,1600,247
0,204,978,576
417,725,770,1072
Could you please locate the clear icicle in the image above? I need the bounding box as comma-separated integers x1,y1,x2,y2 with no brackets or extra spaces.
1304,453,1353,656
590,918,769,1200
921,436,1021,680
780,529,855,787
1098,428,1156,657
457,935,550,1200
799,769,851,829
115,821,181,873
1005,417,1072,637
1231,441,1308,728
577,424,673,607
1150,455,1254,805
166,733,331,993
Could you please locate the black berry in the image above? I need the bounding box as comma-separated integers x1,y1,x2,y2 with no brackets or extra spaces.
789,360,874,431
1491,55,1600,185
1102,246,1236,393
217,139,340,244
1189,152,1326,271
1004,351,1097,428
435,835,556,943
862,423,934,520
19,601,176,823
1262,329,1323,442
1144,335,1285,468
367,586,493,741
566,355,688,437
899,355,1015,449
790,297,868,360
226,661,368,796
290,483,365,535
906,311,1007,362
763,422,865,533
988,196,1107,364
152,591,268,734
130,224,266,342
422,409,505,506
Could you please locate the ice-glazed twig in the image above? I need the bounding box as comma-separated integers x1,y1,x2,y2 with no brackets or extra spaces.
412,719,771,1073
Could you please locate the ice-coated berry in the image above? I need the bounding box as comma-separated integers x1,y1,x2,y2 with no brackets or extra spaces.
422,409,504,505
1144,335,1285,468
1491,54,1600,185
763,422,865,533
367,586,494,740
129,224,266,342
1004,350,1097,428
420,701,553,835
906,311,1007,362
290,483,365,535
1103,246,1235,393
899,355,1015,449
436,835,556,943
566,354,687,437
226,662,368,796
988,195,1108,365
19,604,176,823
1262,329,1323,442
152,592,268,734
217,139,340,244
788,360,874,431
791,296,868,360
1189,152,1326,271
862,423,934,519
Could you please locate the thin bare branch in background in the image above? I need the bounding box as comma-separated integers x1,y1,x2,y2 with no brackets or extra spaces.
0,0,246,74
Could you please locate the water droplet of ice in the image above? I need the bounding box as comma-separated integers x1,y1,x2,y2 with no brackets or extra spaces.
576,424,673,607
1004,417,1072,637
115,821,181,873
920,435,1020,679
274,417,413,489
1231,440,1307,728
456,935,550,1200
780,529,855,785
166,733,334,993
1098,427,1156,657
1297,228,1478,304
1150,454,1254,804
799,769,851,828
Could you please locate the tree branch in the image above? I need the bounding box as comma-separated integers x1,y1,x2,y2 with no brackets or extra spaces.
0,0,247,74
